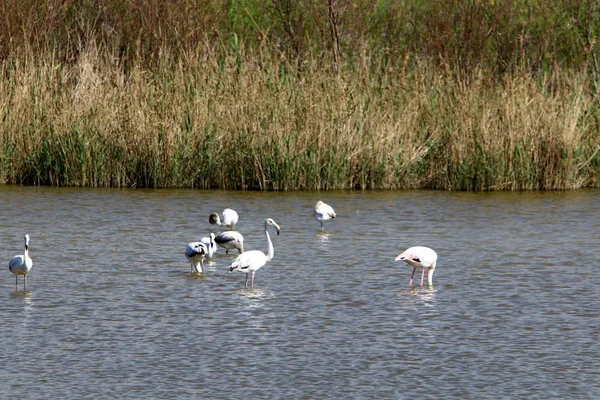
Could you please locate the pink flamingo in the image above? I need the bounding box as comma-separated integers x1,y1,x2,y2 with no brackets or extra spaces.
395,246,438,286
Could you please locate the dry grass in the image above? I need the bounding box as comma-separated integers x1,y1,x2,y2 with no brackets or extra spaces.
1,1,599,190
0,43,598,190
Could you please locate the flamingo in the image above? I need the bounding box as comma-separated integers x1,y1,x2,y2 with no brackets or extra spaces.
200,233,217,261
229,218,280,288
395,246,438,286
314,201,336,231
185,242,208,274
214,231,244,254
8,234,33,290
209,208,239,229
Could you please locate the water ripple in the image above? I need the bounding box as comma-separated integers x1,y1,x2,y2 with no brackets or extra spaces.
0,188,598,398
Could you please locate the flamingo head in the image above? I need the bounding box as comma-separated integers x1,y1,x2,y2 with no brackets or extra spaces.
209,213,220,225
395,253,415,262
265,218,281,235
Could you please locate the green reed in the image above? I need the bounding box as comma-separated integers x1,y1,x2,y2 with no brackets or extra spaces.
1,0,600,190
0,42,598,190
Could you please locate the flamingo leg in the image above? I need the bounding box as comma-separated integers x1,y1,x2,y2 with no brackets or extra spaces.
24,275,27,290
244,273,249,288
320,221,324,231
251,272,255,288
420,268,425,286
15,275,18,289
409,268,416,286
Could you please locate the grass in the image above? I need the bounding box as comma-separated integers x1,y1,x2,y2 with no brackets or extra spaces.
0,1,599,190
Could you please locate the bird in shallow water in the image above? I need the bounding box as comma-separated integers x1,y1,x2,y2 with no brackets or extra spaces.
185,241,208,274
214,231,244,254
395,246,438,286
229,218,280,288
209,208,239,230
9,234,33,290
314,201,336,231
200,233,217,261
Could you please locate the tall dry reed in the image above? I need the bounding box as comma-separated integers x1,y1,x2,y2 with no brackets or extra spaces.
0,43,598,190
1,0,600,190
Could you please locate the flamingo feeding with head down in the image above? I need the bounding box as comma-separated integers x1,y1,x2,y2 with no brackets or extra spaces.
200,233,217,261
185,241,208,274
314,201,336,231
8,234,33,290
209,208,239,230
229,218,280,288
395,246,438,286
214,231,244,254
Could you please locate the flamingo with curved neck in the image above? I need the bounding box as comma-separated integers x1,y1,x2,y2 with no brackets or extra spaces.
229,218,280,288
185,242,208,274
395,246,438,286
201,233,217,260
209,208,239,229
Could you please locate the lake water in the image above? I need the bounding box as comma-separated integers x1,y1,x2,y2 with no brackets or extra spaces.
0,186,598,398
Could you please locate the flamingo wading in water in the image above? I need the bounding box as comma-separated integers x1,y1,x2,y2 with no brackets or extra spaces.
395,246,438,286
209,208,239,230
9,234,33,290
185,242,208,274
214,231,244,254
229,218,280,288
314,201,336,231
201,233,217,261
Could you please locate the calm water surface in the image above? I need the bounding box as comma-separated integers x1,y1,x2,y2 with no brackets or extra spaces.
0,187,598,398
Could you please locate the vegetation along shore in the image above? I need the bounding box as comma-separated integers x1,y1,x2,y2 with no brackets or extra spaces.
1,1,599,190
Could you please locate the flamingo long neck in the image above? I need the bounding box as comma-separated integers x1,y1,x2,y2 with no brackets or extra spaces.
196,261,203,274
265,224,274,262
427,263,436,286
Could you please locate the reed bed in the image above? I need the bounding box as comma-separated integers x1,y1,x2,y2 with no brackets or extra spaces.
0,1,599,190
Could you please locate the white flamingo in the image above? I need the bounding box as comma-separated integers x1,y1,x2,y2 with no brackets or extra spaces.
214,231,244,254
229,218,280,288
200,233,217,261
9,234,33,290
395,246,438,286
314,201,336,231
185,242,208,274
209,208,239,229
